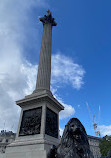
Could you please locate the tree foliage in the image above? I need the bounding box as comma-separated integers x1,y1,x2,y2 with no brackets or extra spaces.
99,135,111,156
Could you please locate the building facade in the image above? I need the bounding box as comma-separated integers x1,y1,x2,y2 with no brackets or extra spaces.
88,135,101,158
0,130,15,153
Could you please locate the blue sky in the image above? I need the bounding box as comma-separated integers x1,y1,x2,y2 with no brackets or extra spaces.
0,0,111,137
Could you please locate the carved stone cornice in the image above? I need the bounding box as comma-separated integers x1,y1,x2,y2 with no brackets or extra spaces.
16,91,64,112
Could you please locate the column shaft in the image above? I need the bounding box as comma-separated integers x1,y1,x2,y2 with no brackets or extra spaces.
36,24,52,91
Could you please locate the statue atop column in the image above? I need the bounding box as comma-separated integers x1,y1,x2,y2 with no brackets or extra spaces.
40,10,57,26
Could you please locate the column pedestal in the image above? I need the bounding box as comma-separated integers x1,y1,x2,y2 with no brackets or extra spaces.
4,92,64,158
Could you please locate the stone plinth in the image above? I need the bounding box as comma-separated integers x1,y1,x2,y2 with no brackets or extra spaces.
4,91,64,158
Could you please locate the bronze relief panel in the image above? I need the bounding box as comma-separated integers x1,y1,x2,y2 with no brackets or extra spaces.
19,107,42,136
45,107,58,138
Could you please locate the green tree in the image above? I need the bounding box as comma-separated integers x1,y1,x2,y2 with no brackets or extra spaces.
99,135,111,156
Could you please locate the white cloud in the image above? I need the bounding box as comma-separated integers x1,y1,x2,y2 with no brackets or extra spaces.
60,103,75,119
59,100,75,120
21,62,37,96
98,125,111,136
0,86,20,132
52,53,85,90
53,93,75,119
0,52,37,132
59,128,64,136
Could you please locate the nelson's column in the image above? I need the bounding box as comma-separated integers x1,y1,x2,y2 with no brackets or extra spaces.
5,10,64,158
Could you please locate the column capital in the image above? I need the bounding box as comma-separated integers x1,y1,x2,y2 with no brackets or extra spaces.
40,10,57,26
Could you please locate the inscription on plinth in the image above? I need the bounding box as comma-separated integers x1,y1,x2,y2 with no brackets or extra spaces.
45,107,58,138
19,107,42,136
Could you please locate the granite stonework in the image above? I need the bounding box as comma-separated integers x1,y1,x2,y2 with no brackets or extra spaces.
2,10,64,158
4,91,63,158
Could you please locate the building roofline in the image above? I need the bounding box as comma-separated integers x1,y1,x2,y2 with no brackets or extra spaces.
88,135,102,140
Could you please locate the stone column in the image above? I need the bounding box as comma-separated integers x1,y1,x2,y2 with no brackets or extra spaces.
4,11,64,158
35,10,57,92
